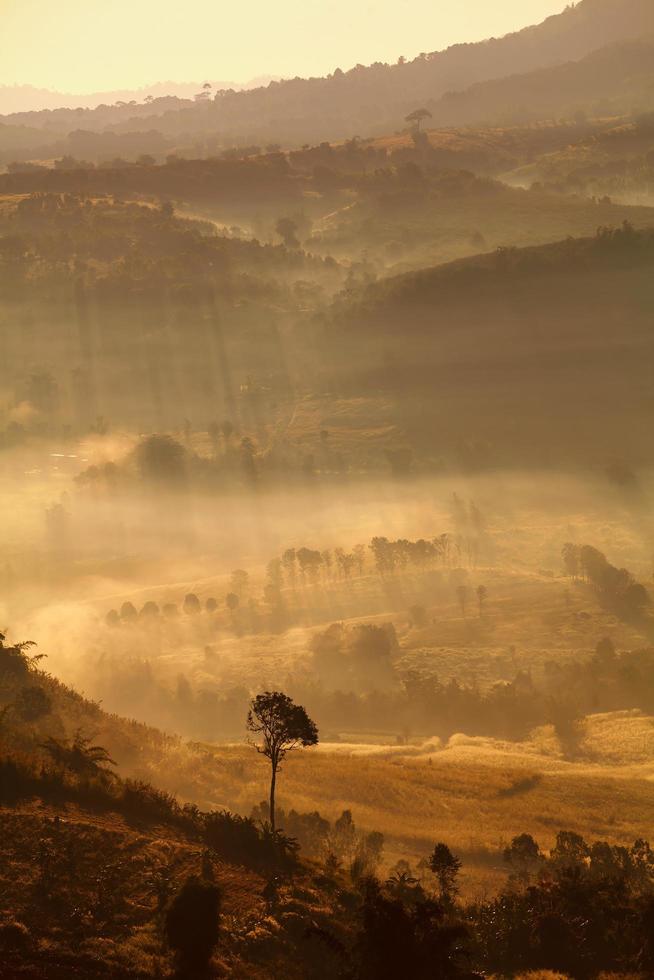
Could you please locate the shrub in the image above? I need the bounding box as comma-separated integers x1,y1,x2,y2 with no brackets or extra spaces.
15,685,52,721
203,810,261,865
164,876,221,973
0,919,30,951
121,779,180,822
203,810,298,870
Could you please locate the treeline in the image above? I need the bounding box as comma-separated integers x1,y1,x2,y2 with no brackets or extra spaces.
263,503,486,593
142,634,654,747
562,542,651,622
2,0,650,156
0,153,303,210
0,192,336,295
466,828,654,977
296,633,654,746
340,827,654,977
96,518,486,642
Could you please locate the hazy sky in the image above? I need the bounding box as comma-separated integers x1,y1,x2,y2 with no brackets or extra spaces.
1,0,567,93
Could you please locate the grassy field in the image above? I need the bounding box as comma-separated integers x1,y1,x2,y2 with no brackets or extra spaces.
121,707,654,900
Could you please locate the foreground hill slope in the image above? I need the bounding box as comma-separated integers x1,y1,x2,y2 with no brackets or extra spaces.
0,635,362,979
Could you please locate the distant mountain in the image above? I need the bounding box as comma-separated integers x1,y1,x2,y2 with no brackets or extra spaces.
2,0,654,163
62,0,654,143
427,37,654,126
0,77,277,115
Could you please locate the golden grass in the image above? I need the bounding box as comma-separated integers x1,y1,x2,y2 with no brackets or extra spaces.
146,708,654,897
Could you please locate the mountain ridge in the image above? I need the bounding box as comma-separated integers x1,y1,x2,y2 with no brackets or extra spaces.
3,0,653,151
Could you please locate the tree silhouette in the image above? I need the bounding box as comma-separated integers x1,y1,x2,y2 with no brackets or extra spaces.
353,877,472,979
476,585,487,617
247,691,318,832
120,601,138,623
229,569,249,595
456,585,469,618
503,833,542,886
561,542,580,580
428,842,462,902
134,433,186,483
183,593,201,615
405,107,432,130
275,216,300,248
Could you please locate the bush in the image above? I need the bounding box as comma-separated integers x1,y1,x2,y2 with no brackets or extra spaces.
203,810,261,865
15,685,52,721
203,810,298,870
121,779,180,822
164,876,221,973
0,919,30,951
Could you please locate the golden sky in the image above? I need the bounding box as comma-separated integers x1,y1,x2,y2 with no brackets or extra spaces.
1,0,566,92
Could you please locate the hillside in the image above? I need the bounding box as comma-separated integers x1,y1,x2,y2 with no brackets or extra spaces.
3,183,654,462
6,611,654,976
0,633,371,978
2,0,654,159
319,225,654,465
307,167,654,271
4,143,654,278
501,115,654,204
0,192,342,430
427,37,654,127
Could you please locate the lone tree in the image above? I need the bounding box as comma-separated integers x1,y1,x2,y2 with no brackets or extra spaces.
247,691,318,833
405,107,432,130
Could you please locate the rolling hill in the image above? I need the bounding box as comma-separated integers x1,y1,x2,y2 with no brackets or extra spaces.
426,37,654,127
307,167,654,272
319,225,654,466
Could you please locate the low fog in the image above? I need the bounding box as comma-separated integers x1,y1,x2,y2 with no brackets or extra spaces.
3,422,653,748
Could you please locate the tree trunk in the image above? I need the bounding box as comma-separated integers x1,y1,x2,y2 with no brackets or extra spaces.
269,762,277,834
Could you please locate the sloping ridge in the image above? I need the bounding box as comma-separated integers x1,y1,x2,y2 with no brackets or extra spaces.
429,36,654,125
4,0,654,146
326,226,654,355
110,0,654,141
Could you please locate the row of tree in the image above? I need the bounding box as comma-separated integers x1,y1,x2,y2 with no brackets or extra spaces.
562,542,650,621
